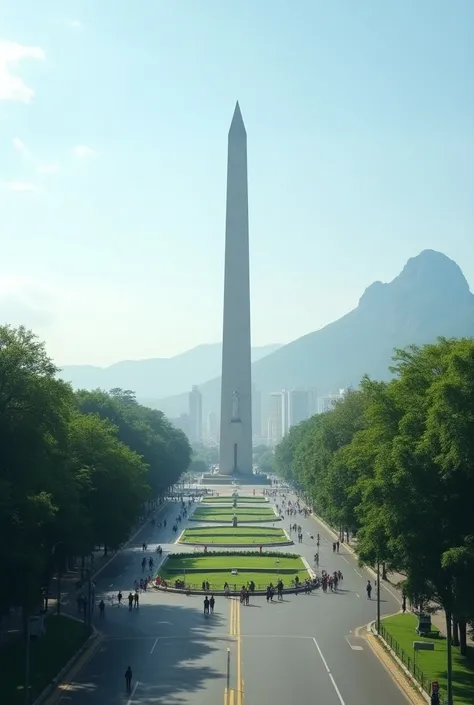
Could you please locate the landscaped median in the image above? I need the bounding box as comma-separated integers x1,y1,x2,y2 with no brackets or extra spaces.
0,614,92,705
179,525,291,547
190,506,278,523
156,551,310,592
203,495,268,504
378,613,474,705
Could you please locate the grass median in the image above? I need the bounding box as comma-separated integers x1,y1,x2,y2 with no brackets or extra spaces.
159,552,309,590
203,495,268,504
0,614,91,705
191,506,277,523
180,525,289,546
382,613,474,705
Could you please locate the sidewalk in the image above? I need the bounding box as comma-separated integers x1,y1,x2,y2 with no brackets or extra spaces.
1,503,170,643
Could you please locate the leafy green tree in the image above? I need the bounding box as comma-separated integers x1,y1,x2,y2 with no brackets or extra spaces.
258,450,275,474
68,411,149,552
0,326,74,615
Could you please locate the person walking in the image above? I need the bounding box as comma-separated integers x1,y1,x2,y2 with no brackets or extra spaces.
125,666,133,693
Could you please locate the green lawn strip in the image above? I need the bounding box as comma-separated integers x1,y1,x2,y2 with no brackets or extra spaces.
203,496,268,504
382,613,474,705
191,507,277,523
159,553,308,590
180,529,289,545
0,615,91,705
182,526,285,537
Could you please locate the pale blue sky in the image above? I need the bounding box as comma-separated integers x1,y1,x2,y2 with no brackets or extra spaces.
0,0,472,365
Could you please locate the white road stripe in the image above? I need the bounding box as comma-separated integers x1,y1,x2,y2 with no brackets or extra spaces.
313,638,346,705
150,637,158,654
354,569,363,578
341,556,349,564
126,680,139,705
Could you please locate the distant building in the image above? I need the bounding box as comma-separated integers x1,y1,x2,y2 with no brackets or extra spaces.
287,389,310,428
268,392,285,446
171,413,190,438
188,386,202,444
308,388,318,416
319,389,345,413
207,412,219,443
252,386,262,437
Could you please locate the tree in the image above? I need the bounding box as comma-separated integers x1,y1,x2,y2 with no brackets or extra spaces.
68,411,149,552
258,450,275,474
74,389,191,497
0,326,75,615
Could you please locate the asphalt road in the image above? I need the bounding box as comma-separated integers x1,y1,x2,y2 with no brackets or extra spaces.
52,489,410,705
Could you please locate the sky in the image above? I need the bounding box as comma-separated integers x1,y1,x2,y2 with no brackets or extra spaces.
0,0,473,366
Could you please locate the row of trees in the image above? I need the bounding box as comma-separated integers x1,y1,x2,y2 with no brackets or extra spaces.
274,338,474,701
0,326,191,617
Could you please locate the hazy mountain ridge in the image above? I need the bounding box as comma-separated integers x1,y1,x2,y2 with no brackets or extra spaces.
59,343,282,398
154,250,474,418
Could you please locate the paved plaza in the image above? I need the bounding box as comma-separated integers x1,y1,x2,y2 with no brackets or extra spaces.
47,488,411,705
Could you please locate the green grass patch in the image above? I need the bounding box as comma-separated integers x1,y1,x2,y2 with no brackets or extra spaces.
180,526,289,545
0,615,90,705
382,613,474,705
191,506,277,523
203,495,268,504
159,553,308,590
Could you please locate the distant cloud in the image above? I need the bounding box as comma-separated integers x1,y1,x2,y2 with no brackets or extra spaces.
13,136,28,157
0,276,58,329
66,19,84,29
0,40,45,103
37,162,60,174
73,145,95,158
3,181,38,192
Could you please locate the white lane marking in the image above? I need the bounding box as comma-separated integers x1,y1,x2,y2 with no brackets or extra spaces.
341,556,349,564
313,638,346,705
354,569,363,578
381,582,402,605
345,636,363,651
150,637,158,654
126,680,139,705
355,593,360,599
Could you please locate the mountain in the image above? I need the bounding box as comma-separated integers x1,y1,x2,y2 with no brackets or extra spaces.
59,343,282,399
156,250,474,418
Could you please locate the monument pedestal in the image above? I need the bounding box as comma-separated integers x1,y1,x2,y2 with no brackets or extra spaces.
201,472,270,486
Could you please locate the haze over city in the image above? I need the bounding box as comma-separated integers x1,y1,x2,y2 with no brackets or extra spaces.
1,1,472,366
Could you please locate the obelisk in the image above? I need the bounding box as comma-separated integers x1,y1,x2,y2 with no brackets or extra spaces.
219,102,253,476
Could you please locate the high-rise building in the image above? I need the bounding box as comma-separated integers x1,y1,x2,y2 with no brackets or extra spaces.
219,103,253,475
288,389,310,428
188,386,202,444
252,386,262,438
207,412,219,444
268,392,285,446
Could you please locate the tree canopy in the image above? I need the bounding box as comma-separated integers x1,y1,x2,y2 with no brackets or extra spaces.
0,326,191,617
273,337,474,676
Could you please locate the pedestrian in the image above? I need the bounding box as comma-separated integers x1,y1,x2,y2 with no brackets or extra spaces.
210,595,215,613
125,666,132,693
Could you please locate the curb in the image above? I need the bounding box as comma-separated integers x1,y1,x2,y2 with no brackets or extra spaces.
153,584,318,597
32,620,100,705
368,619,430,703
189,518,280,524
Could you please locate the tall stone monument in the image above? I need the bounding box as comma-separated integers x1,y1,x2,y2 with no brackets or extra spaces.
219,102,253,476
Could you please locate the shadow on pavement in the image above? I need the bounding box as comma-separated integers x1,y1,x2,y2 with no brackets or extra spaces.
59,599,231,704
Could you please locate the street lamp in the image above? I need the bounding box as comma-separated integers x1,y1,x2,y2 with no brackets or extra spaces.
376,562,381,634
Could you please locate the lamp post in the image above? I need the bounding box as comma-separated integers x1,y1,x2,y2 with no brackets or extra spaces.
376,561,381,634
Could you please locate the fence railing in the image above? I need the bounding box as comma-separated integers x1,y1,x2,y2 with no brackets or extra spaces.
378,622,446,704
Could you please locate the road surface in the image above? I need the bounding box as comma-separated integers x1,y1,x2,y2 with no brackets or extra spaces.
50,489,410,705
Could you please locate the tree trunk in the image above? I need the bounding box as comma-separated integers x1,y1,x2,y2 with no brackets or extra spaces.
452,618,459,646
459,620,467,656
382,562,388,580
445,609,454,705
